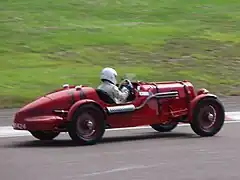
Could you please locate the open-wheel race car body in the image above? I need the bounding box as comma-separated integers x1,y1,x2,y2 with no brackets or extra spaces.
13,79,225,145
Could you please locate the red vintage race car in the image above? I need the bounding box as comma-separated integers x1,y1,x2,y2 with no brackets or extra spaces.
13,78,225,145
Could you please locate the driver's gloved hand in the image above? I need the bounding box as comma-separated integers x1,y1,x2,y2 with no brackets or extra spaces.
126,84,132,89
123,84,132,94
121,81,128,86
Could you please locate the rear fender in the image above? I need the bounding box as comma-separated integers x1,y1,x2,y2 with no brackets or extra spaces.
67,99,106,121
188,93,217,121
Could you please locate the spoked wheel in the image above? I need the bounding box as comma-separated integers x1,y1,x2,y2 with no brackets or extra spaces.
190,97,225,137
76,113,98,141
68,104,106,145
151,121,178,132
30,131,60,140
198,105,217,130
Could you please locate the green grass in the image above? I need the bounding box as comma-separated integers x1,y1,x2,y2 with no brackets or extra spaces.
0,0,240,108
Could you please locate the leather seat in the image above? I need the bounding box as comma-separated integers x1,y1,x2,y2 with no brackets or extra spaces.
95,89,116,104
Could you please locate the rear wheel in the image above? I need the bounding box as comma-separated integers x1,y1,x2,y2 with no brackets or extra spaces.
30,131,60,140
190,97,225,137
68,104,106,145
151,121,178,132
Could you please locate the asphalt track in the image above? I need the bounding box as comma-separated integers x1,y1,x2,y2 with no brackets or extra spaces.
0,97,239,180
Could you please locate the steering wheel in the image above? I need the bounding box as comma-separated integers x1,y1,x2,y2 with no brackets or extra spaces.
118,79,135,101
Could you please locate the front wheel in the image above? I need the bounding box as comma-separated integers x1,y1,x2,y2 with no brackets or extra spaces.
190,97,225,137
30,131,60,140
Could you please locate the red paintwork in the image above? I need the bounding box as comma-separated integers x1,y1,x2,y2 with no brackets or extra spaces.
13,116,63,131
188,93,217,120
66,99,105,122
13,80,219,131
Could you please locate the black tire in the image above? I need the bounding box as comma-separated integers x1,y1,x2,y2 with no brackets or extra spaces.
30,131,60,140
68,104,106,145
151,121,178,132
190,97,225,137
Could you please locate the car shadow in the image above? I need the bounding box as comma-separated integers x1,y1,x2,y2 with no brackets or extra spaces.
2,131,203,148
102,131,200,144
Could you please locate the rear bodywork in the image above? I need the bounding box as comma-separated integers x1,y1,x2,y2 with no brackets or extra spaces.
13,80,218,131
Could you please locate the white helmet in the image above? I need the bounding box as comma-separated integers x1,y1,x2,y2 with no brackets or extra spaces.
100,67,118,85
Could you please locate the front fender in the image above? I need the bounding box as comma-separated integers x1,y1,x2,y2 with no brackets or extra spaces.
67,99,105,121
188,93,217,121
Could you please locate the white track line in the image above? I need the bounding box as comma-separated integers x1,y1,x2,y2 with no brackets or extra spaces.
108,120,240,131
0,120,240,138
225,112,240,120
0,111,239,138
0,127,31,138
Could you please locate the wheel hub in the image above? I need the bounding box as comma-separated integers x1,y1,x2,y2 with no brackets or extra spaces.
199,105,217,129
86,120,94,130
76,115,96,140
208,113,214,121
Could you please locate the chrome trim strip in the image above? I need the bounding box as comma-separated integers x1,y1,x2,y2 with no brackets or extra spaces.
53,110,69,113
106,91,179,114
106,104,136,114
135,91,179,110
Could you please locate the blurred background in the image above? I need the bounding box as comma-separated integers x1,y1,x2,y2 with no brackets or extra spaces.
0,0,239,108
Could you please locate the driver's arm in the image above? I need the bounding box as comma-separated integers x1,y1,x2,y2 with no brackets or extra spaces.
112,86,129,103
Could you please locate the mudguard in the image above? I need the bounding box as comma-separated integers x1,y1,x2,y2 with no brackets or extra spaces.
67,99,105,121
188,93,218,121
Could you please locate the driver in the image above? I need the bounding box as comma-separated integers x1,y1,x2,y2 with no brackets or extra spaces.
97,67,130,104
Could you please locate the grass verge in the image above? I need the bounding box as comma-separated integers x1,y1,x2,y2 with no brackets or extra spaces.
0,0,240,108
